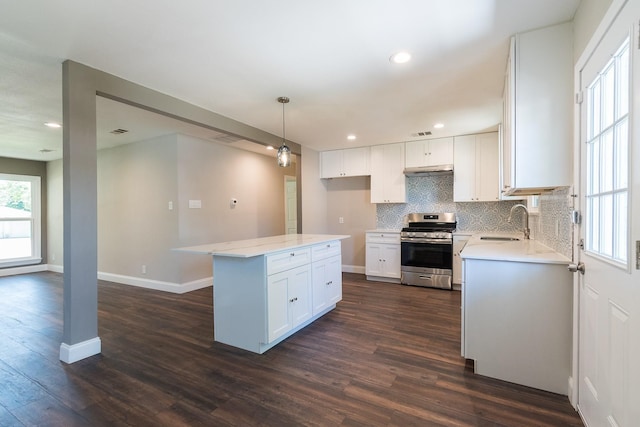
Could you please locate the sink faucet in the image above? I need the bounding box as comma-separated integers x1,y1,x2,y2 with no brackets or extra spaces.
508,204,530,240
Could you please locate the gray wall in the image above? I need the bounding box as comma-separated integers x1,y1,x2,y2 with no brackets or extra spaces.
48,133,297,286
0,157,48,265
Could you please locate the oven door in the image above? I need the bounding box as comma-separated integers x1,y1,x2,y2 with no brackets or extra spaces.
400,239,453,270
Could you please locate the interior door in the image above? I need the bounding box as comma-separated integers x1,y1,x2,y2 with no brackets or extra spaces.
284,175,297,234
577,1,640,425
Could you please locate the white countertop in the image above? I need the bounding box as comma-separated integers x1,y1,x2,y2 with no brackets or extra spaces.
461,234,571,264
365,229,400,233
175,234,350,258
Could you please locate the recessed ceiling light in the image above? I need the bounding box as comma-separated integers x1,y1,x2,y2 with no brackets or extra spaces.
390,51,411,64
347,134,357,141
434,123,444,129
266,146,274,150
45,122,61,128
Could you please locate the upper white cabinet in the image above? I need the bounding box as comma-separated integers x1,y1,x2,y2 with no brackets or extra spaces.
370,143,406,203
454,133,499,202
502,22,572,196
405,137,453,168
320,147,370,178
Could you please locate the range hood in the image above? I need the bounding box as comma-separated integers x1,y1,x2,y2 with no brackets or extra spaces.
403,164,454,176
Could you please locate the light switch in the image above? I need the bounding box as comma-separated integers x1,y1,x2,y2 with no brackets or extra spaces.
168,201,173,210
189,199,202,209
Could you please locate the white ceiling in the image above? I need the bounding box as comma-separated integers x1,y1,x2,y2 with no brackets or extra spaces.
0,0,581,162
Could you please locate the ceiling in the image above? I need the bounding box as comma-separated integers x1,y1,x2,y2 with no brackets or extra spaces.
0,0,581,162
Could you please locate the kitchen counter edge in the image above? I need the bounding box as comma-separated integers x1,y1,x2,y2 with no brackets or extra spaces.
460,234,570,265
174,234,350,258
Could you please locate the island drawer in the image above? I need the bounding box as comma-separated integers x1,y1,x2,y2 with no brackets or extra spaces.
365,232,400,244
311,240,341,262
267,247,312,275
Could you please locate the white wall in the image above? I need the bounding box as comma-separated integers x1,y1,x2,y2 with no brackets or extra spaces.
47,134,297,290
573,0,614,62
46,159,63,270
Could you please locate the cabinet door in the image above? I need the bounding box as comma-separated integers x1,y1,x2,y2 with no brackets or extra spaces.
312,261,329,315
267,271,292,342
404,140,427,168
453,135,477,202
325,255,343,305
342,147,370,177
381,245,401,278
371,143,406,203
320,150,344,178
476,133,499,201
365,243,383,276
428,137,454,166
369,146,387,203
289,265,312,328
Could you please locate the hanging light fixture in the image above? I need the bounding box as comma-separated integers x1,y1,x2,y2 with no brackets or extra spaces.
276,96,291,167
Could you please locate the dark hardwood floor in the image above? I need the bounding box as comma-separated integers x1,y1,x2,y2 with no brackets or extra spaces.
0,272,583,426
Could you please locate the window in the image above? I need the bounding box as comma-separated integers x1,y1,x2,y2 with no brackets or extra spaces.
0,173,42,268
585,37,629,265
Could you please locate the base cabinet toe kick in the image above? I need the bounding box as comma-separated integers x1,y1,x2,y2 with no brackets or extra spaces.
209,236,347,354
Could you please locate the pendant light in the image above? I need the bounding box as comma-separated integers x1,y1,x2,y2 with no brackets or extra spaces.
276,96,291,167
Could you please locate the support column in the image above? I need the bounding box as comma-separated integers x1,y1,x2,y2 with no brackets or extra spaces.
59,60,101,363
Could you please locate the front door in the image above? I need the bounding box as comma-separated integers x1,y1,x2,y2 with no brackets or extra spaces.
577,1,640,425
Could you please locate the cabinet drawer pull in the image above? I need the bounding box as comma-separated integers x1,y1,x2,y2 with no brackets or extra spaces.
290,252,295,257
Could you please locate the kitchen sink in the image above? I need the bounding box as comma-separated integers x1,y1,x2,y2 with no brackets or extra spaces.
480,236,521,241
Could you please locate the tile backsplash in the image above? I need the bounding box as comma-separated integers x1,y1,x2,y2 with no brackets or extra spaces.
376,175,574,259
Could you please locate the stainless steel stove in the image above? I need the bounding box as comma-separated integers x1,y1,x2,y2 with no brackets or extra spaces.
400,213,456,289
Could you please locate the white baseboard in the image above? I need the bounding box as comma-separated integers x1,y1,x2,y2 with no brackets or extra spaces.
342,264,365,275
48,264,64,273
0,264,48,277
59,337,101,364
97,272,212,294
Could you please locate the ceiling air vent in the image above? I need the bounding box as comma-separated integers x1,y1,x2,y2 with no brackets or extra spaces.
109,128,129,135
411,131,432,137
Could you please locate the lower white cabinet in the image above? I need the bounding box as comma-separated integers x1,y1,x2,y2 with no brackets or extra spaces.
365,232,401,282
212,239,344,354
311,255,342,315
452,235,471,286
267,264,312,343
462,258,572,394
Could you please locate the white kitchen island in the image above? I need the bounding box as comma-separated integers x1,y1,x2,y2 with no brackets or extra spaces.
177,234,350,354
460,235,573,395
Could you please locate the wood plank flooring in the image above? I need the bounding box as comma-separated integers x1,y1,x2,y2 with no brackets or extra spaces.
0,272,583,426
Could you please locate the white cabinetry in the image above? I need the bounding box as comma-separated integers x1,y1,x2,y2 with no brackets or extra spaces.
452,234,470,286
320,147,370,178
370,143,406,203
311,241,343,315
267,264,312,342
365,232,401,282
502,22,572,196
454,133,499,202
212,238,344,354
405,137,453,168
463,258,572,394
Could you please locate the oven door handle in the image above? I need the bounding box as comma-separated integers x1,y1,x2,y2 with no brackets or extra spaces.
401,238,452,244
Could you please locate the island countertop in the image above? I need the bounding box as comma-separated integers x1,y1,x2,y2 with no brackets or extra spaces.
175,234,350,258
461,234,570,265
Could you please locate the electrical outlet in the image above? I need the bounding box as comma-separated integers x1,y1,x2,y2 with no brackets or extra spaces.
51,254,56,261
339,217,344,224
168,201,173,210
142,265,147,274
555,219,560,237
